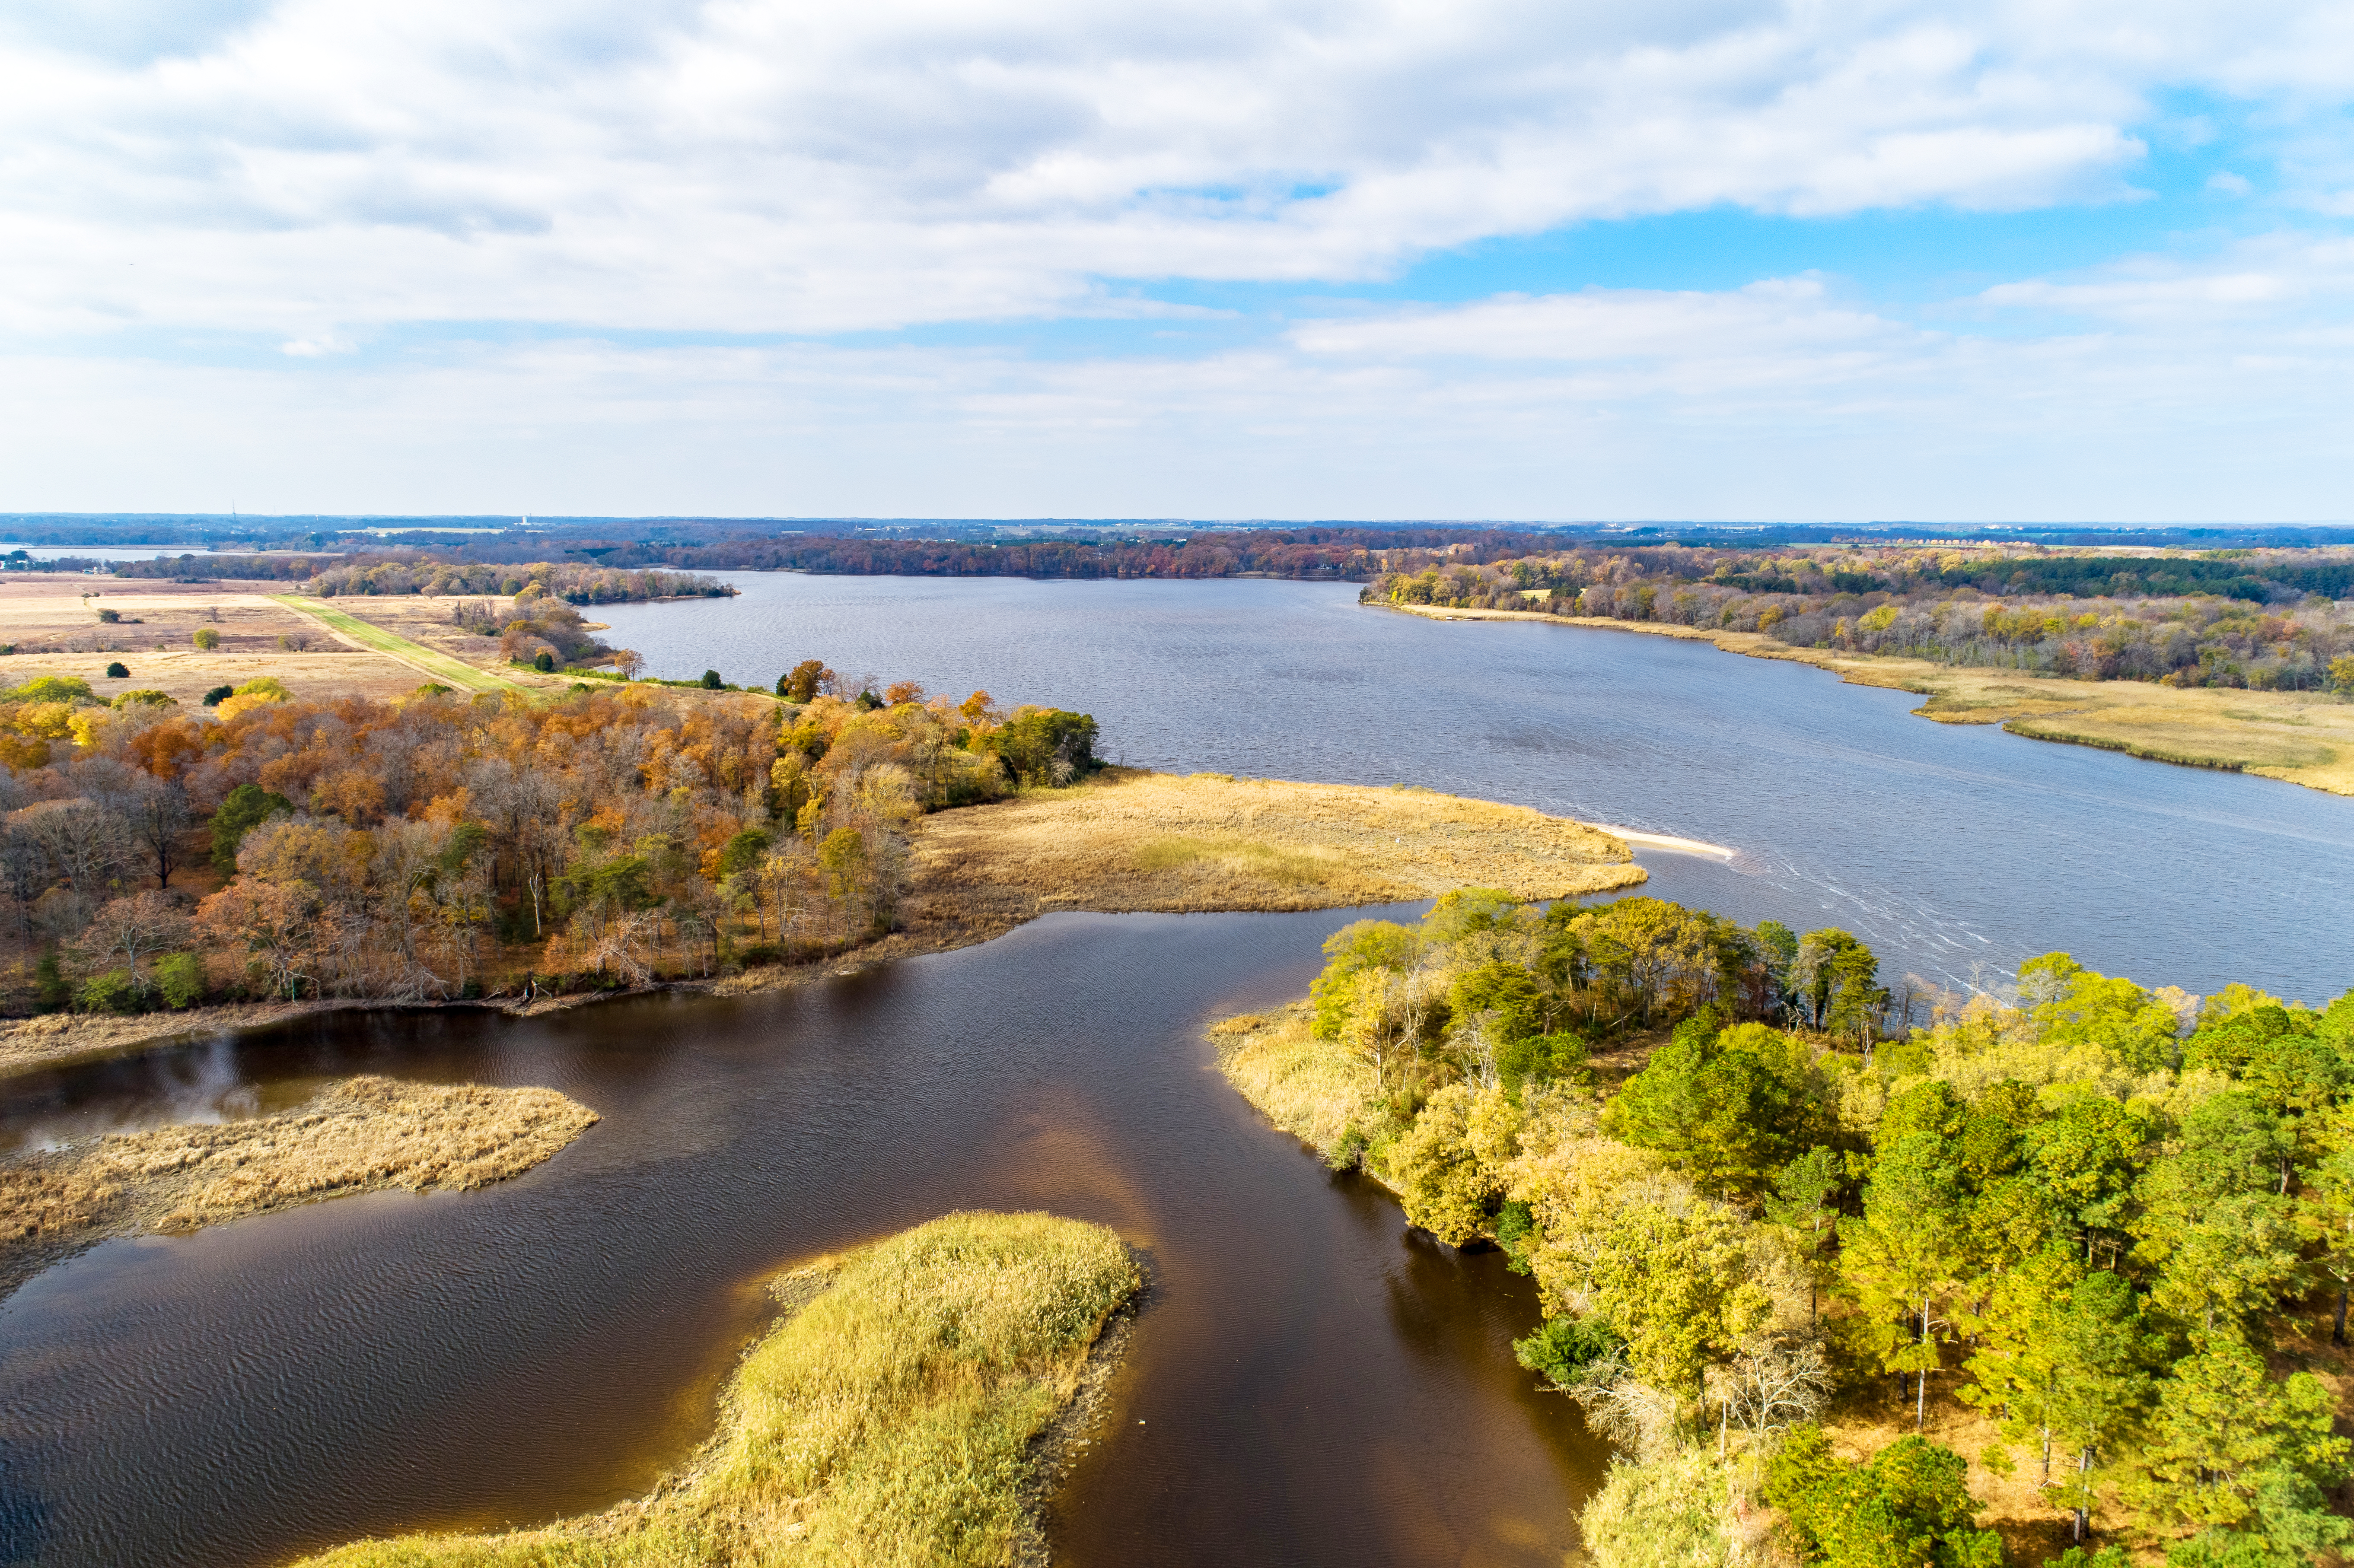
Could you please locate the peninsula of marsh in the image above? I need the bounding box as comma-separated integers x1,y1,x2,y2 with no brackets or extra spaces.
295,1210,1143,1568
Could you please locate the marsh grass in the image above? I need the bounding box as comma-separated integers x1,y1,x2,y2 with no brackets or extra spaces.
911,769,1644,932
1209,1004,1381,1162
1132,833,1339,888
296,1210,1143,1568
0,1075,596,1292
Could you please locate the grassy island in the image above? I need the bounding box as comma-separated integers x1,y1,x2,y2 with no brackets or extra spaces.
296,1210,1142,1568
1214,888,2354,1568
0,1075,596,1294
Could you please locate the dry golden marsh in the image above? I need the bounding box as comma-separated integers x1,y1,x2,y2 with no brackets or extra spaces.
906,767,1645,936
295,1211,1142,1568
0,1075,596,1292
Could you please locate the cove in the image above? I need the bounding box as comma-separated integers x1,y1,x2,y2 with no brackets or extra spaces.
0,907,1604,1568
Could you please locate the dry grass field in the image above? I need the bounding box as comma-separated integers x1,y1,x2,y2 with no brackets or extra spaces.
296,1210,1143,1568
902,767,1645,945
0,1075,596,1293
0,574,553,705
1399,604,2354,795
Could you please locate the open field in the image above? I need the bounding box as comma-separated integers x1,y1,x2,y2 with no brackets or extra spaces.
273,595,525,692
0,1075,597,1295
1392,603,2354,796
296,1210,1143,1568
0,575,326,655
900,767,1645,946
0,574,558,704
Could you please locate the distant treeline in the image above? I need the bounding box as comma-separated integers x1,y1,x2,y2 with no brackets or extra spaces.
106,531,1564,584
1369,545,2354,693
487,527,1557,580
114,556,732,604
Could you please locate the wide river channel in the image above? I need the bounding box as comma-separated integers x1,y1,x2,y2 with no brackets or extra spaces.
3,576,2351,1568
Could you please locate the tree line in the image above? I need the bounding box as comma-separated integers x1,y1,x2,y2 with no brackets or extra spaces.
0,670,1099,1011
1367,545,2354,694
1290,890,2354,1568
111,555,732,604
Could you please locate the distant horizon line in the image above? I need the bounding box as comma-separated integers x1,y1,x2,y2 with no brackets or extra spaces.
2,514,2350,531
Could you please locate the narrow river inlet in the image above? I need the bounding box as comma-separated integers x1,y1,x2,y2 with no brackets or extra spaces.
0,909,1604,1568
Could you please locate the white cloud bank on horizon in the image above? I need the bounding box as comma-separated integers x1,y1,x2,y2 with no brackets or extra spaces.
4,0,2354,516
9,238,2352,521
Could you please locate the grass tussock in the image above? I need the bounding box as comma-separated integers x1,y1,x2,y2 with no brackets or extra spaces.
296,1210,1143,1568
1208,1004,1380,1161
910,768,1644,928
0,1075,596,1291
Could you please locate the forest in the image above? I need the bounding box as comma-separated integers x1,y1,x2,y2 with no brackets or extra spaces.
0,665,1099,1012
1367,547,2354,693
105,530,1555,585
111,556,732,604
1252,891,2354,1568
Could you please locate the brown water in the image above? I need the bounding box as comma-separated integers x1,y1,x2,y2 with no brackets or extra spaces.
0,908,1605,1568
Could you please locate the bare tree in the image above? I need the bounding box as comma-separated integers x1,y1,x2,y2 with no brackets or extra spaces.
194,880,319,1001
21,799,133,931
465,757,565,936
1562,1345,1684,1462
1704,1335,1833,1444
579,909,658,986
0,827,48,951
71,891,189,994
124,776,193,888
756,842,817,950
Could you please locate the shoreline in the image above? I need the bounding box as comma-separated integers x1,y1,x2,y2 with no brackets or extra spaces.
0,768,1652,1084
293,1211,1144,1568
1583,823,1736,859
1387,602,2354,797
0,1076,598,1298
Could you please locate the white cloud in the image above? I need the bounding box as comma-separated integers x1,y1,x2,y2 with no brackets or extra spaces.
1291,279,1911,363
7,239,2354,522
1973,233,2354,320
0,0,2345,339
6,0,2354,518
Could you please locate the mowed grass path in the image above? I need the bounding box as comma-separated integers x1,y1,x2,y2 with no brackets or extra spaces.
271,596,522,693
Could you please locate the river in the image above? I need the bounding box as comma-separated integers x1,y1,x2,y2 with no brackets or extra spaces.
1,574,2349,1567
602,573,2354,1001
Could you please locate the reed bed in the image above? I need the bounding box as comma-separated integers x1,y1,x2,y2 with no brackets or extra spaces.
296,1210,1143,1568
1207,1004,1379,1162
0,1075,596,1291
909,769,1644,932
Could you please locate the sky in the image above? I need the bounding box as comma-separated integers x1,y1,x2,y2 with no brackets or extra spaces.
4,0,2354,521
